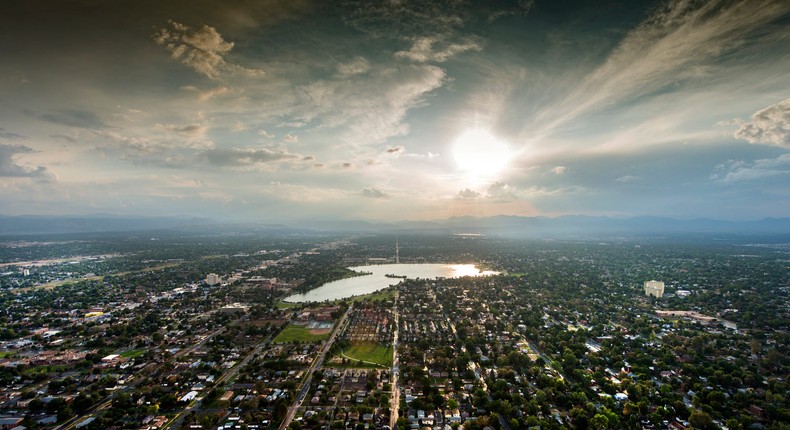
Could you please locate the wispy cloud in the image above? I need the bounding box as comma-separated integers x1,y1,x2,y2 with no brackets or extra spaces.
395,36,481,63
527,0,790,139
200,146,300,167
361,187,388,198
712,154,790,182
157,123,209,139
34,109,108,129
336,57,370,77
616,175,641,183
294,64,446,145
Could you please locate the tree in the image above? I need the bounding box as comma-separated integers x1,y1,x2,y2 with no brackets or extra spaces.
688,410,713,430
590,414,609,430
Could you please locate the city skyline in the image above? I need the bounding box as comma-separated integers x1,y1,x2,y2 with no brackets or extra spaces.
1,0,789,223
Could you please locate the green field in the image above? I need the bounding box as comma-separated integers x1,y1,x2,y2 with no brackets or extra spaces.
342,342,393,367
120,349,146,358
273,324,331,343
276,301,301,309
351,288,396,303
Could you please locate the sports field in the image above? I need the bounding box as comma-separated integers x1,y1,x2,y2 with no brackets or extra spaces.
273,324,331,343
342,342,393,367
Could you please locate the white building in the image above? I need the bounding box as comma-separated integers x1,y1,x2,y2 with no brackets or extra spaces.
206,273,220,285
644,280,665,298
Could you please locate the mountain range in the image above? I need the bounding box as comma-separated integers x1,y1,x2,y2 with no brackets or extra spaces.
2,214,789,238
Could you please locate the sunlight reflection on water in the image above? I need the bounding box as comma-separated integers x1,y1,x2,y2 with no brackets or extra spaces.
284,263,499,302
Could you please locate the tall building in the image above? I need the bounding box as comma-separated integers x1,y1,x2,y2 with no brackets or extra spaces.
206,273,220,285
644,280,665,298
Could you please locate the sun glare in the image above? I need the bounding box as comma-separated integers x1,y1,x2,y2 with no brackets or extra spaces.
453,128,511,179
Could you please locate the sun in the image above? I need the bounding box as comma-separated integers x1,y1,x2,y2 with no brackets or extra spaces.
453,128,511,179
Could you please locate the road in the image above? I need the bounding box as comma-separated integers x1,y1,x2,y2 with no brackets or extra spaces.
389,291,400,429
278,306,352,430
164,328,280,430
525,340,574,383
54,325,226,430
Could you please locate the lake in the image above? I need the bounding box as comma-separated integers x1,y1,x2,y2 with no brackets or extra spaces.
283,263,499,303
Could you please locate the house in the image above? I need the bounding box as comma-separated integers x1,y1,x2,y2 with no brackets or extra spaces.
180,391,198,402
0,417,23,430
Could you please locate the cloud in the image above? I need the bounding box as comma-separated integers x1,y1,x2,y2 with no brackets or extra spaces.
395,36,482,63
341,162,353,168
551,166,567,174
343,0,466,39
616,175,641,183
337,57,370,77
200,147,299,167
257,129,275,139
154,20,263,79
528,0,790,139
487,0,534,23
295,64,446,145
361,187,388,198
50,134,77,143
386,146,404,154
403,151,439,159
181,85,231,101
231,121,248,133
732,98,790,148
712,154,790,182
487,181,517,200
456,188,482,199
283,133,298,143
35,109,107,129
93,131,170,157
0,128,24,140
0,143,54,179
157,123,208,138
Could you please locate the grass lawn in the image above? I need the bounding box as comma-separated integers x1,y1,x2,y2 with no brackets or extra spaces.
273,324,330,343
120,349,146,358
329,287,396,305
342,342,393,367
0,352,14,358
351,288,396,303
276,301,301,309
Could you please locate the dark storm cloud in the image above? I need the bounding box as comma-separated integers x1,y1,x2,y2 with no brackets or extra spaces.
200,147,299,166
361,187,388,198
0,143,52,179
385,146,404,154
33,109,108,129
0,128,24,140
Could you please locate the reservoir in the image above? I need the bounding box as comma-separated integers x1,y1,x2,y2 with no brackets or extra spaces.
283,263,499,303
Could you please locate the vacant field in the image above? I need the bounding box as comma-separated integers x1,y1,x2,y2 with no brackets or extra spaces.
120,349,146,358
342,342,393,367
273,324,331,343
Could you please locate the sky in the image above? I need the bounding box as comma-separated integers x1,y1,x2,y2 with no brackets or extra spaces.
1,0,789,223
